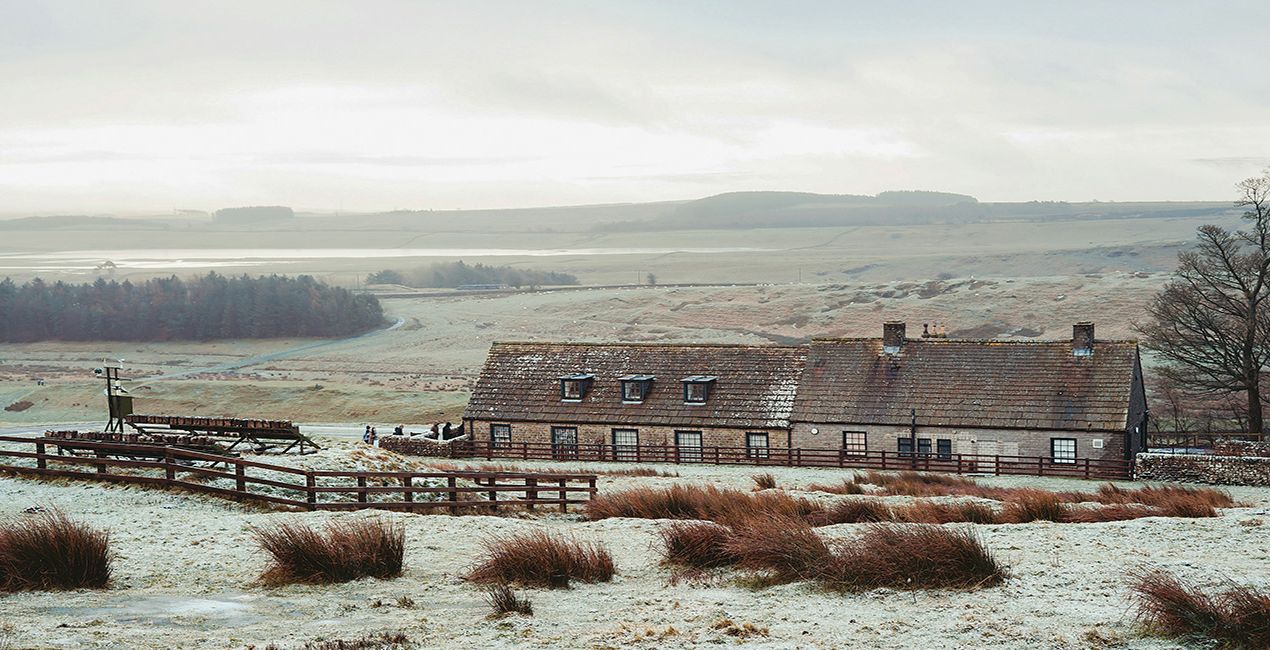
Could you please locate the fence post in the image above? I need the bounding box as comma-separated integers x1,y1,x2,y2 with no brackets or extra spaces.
402,476,413,511
163,448,175,482
35,441,46,471
235,463,246,493
357,476,368,503
994,455,1000,476
488,476,498,509
305,472,316,511
881,451,887,471
794,447,802,467
559,478,567,513
95,449,108,475
523,443,529,460
1084,459,1091,480
588,476,597,501
448,476,458,515
1037,457,1044,477
526,477,538,510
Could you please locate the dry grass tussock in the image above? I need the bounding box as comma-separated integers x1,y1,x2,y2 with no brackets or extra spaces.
825,524,1008,591
657,521,736,569
467,530,614,588
255,631,413,650
0,509,111,591
724,515,833,583
251,518,404,585
485,583,533,617
1129,568,1270,650
751,473,777,491
585,484,820,526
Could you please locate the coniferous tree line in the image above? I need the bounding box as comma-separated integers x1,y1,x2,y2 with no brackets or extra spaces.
0,273,385,342
367,260,578,288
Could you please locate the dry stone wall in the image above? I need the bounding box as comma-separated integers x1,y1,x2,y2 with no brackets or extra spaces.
1136,452,1270,487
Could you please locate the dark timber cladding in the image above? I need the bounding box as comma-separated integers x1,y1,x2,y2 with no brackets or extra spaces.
464,342,806,428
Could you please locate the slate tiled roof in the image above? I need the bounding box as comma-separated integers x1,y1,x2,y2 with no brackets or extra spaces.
792,338,1140,432
463,342,807,429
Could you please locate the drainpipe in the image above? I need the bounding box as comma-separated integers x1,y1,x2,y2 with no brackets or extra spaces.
910,408,917,470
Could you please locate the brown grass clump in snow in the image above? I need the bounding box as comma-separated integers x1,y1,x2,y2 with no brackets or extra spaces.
425,461,676,477
467,530,614,588
0,510,111,591
723,515,833,583
657,521,737,569
1063,504,1158,523
267,631,413,650
751,473,777,491
585,484,820,526
894,501,998,525
1001,490,1070,523
826,524,1008,591
1129,568,1270,649
811,499,895,525
251,518,404,585
805,479,866,495
1099,483,1233,509
485,583,534,618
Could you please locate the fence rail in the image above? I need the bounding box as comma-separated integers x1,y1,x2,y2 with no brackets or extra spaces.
0,436,596,513
452,440,1134,480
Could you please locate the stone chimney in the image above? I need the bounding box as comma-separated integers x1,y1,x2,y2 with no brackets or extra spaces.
883,321,906,354
1073,321,1094,356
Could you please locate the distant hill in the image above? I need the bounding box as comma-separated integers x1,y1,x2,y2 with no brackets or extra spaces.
213,206,295,224
0,215,167,231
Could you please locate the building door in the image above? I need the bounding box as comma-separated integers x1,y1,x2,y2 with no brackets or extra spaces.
676,431,703,463
612,429,639,462
975,440,999,474
551,426,578,460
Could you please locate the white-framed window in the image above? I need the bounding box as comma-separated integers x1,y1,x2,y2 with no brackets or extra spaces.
552,426,579,460
612,429,639,462
843,431,867,456
684,382,709,403
558,373,593,401
490,423,511,448
620,376,654,402
936,438,953,460
1051,438,1077,464
746,432,769,459
675,430,703,463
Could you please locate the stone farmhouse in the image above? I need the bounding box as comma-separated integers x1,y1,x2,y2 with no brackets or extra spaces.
462,321,1147,467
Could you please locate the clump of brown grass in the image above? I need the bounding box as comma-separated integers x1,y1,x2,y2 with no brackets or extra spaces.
805,479,866,495
485,583,534,617
585,484,821,526
751,473,777,491
467,530,614,588
825,524,1008,591
279,631,412,650
1063,504,1158,523
723,515,833,583
811,499,895,525
856,471,984,497
894,501,998,525
1099,483,1234,509
251,518,404,585
657,521,737,569
1001,490,1070,523
1129,568,1270,649
425,461,676,477
0,510,112,591
711,617,770,638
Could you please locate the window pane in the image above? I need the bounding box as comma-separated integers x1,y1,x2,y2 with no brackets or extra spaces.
613,429,639,461
552,427,578,460
491,424,511,448
843,431,867,456
936,438,952,459
676,431,703,462
1051,438,1076,464
917,438,932,456
747,432,769,459
685,383,707,402
562,381,582,399
897,438,913,455
623,382,644,401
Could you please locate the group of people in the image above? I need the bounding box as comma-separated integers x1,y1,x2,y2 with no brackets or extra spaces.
361,422,461,444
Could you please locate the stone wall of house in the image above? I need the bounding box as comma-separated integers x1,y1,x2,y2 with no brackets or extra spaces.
467,419,789,452
379,436,473,458
1135,452,1270,486
1211,440,1270,457
789,422,1127,464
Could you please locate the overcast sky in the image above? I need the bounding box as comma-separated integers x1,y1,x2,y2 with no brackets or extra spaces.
2,1,1268,214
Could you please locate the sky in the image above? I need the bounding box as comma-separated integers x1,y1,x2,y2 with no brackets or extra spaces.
1,1,1269,214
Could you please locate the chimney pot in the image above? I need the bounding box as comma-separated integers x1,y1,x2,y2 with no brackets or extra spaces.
921,323,931,338
883,321,906,354
1073,321,1094,356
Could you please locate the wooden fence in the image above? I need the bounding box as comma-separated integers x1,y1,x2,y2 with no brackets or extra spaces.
0,436,596,513
455,440,1134,480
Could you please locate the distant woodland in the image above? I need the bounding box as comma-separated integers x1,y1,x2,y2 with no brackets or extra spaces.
0,273,384,342
367,261,578,288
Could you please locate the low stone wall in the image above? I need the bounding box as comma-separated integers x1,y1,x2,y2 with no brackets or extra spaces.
1211,439,1270,457
1136,452,1270,487
379,435,474,459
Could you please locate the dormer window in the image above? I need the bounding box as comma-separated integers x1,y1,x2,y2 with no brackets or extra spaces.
559,373,594,401
619,374,655,403
681,375,717,404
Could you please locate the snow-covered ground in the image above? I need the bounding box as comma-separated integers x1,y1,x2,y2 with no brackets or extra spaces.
0,439,1267,649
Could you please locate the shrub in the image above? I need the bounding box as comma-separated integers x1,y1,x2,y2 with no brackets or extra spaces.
1156,495,1218,519
485,583,534,617
723,515,833,583
825,524,1007,591
0,510,111,591
1064,504,1158,523
1001,490,1069,523
857,471,982,497
467,530,614,588
288,631,412,649
812,499,895,525
751,473,777,491
657,521,736,569
1129,568,1270,649
252,518,404,585
1098,484,1234,509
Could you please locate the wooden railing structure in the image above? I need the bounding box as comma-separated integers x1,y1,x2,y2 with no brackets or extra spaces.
455,440,1135,480
0,436,596,513
1147,430,1267,453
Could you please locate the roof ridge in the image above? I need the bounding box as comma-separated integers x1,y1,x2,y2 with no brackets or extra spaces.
810,337,1139,345
491,340,806,349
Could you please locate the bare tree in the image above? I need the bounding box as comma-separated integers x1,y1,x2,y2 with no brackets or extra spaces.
1140,169,1270,433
